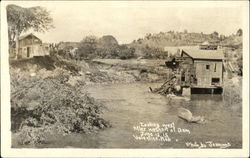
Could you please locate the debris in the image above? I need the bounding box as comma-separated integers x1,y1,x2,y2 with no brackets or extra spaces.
178,108,205,124
150,76,181,95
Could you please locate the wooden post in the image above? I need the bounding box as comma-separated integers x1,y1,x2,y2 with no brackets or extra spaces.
15,30,19,60
31,34,33,57
182,87,191,97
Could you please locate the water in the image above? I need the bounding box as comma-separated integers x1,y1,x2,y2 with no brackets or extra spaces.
34,82,242,148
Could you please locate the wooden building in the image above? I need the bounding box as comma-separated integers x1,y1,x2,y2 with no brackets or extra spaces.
16,33,49,59
179,47,224,94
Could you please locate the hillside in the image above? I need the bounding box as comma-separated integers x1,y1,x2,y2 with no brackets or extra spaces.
128,31,243,57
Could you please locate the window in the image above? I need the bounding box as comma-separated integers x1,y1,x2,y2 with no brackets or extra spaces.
206,65,210,70
181,76,185,82
27,47,30,57
181,72,185,81
214,63,217,72
211,78,220,85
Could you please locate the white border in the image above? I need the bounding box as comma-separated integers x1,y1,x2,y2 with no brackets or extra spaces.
1,1,249,157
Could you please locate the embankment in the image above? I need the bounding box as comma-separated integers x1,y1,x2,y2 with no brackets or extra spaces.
10,56,111,146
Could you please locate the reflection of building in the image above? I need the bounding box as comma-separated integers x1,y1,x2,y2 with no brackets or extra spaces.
179,47,224,94
16,33,49,59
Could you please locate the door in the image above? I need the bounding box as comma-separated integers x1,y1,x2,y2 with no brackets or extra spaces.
27,47,30,57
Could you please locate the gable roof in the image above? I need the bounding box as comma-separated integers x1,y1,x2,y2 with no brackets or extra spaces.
181,47,224,60
18,33,41,41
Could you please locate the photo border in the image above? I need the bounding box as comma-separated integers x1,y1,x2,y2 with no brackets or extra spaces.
1,1,249,157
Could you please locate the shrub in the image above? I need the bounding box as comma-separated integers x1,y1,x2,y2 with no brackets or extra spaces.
11,66,111,145
141,45,168,59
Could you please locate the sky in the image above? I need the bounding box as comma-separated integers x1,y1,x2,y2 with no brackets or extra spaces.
4,1,247,44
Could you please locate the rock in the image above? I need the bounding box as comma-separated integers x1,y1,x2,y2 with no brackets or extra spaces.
174,85,181,91
178,108,193,122
86,71,91,75
67,76,83,86
30,73,36,77
178,108,205,124
79,71,84,75
26,100,40,110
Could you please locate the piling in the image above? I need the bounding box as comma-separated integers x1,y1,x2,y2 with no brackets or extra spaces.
182,87,191,97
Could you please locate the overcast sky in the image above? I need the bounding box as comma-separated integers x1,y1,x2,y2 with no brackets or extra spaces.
4,1,247,44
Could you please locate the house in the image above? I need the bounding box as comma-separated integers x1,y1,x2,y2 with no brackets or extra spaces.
16,33,49,59
179,47,224,94
57,41,79,58
57,42,79,51
199,41,218,50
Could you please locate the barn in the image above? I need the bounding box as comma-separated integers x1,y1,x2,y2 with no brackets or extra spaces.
179,47,224,94
16,33,49,59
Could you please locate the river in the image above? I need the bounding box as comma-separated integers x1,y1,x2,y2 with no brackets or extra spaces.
39,82,241,148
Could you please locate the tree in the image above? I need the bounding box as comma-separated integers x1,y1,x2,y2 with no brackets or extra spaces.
141,45,167,59
117,45,135,59
219,34,226,40
98,35,119,47
236,29,243,36
76,36,98,60
7,4,54,58
212,31,219,37
145,33,152,40
236,53,243,76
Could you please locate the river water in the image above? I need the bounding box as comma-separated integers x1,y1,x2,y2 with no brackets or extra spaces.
36,82,242,148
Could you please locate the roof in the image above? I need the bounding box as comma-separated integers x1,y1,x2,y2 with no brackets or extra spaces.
181,47,224,60
201,41,210,45
200,41,219,46
18,33,41,41
164,46,199,54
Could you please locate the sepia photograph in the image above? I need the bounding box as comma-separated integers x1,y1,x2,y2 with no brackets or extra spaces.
1,0,249,157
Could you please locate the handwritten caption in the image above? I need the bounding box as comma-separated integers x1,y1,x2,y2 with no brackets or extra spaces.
185,141,231,149
133,122,231,148
133,122,190,142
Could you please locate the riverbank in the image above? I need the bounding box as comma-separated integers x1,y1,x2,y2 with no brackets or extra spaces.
10,56,111,146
